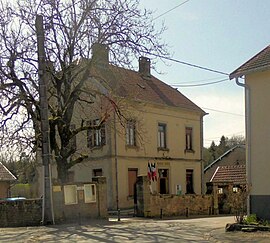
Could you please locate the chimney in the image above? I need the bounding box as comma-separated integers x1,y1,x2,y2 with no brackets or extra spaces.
139,56,151,77
92,43,109,66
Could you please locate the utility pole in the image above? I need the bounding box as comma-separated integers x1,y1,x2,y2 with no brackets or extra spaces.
35,15,54,225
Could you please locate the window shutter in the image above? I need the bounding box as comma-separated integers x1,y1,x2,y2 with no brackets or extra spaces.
87,120,93,148
133,122,136,146
101,123,106,145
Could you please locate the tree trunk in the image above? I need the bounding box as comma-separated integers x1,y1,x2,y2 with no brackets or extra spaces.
56,158,69,183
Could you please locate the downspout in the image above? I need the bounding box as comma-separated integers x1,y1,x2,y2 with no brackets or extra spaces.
235,77,251,215
114,112,120,216
200,115,204,194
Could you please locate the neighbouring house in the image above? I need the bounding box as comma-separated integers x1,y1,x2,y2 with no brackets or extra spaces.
204,145,245,192
206,164,246,214
39,44,206,210
0,162,16,198
230,44,270,220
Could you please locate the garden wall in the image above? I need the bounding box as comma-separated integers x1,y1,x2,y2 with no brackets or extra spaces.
53,176,107,223
0,176,107,227
136,176,214,218
0,199,42,227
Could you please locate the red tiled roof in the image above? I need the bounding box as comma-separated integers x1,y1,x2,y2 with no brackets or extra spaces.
0,162,16,181
230,45,270,79
90,64,206,114
210,165,246,184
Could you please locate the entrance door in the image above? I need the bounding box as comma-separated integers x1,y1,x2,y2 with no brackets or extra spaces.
158,169,169,194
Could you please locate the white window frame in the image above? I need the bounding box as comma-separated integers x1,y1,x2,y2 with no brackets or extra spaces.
158,123,166,148
84,184,97,203
218,187,223,194
126,120,136,146
233,186,239,193
64,185,78,205
185,127,193,151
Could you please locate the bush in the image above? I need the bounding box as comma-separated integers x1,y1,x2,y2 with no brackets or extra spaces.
243,214,258,225
11,183,37,198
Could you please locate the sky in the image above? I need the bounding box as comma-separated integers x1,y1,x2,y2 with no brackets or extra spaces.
140,0,270,147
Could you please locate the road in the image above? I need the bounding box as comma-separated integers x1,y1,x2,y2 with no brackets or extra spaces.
0,216,269,242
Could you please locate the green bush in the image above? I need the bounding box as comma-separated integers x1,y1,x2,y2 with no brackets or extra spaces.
243,214,258,225
11,183,36,198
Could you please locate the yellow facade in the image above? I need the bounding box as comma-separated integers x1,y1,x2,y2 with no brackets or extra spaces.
246,70,270,195
69,100,204,209
44,50,205,210
230,45,270,220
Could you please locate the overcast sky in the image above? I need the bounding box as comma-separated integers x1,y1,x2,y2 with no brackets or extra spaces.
140,0,270,147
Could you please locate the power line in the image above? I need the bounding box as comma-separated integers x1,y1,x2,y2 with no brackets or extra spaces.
202,107,245,117
153,0,190,20
177,76,225,84
204,131,245,141
145,52,229,76
171,78,228,87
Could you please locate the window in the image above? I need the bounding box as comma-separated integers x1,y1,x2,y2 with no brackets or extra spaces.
233,186,239,193
128,168,138,197
185,127,193,151
218,187,224,194
158,123,167,149
186,169,194,194
93,168,103,177
64,185,77,205
158,169,169,194
87,119,106,148
84,184,96,203
126,120,136,146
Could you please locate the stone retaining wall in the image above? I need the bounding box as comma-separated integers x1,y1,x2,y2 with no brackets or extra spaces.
0,199,42,227
0,176,107,227
136,176,213,217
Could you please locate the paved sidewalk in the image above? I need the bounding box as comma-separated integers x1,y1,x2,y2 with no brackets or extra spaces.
0,216,269,242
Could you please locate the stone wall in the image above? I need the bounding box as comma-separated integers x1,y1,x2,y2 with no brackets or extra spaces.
0,199,42,227
0,177,107,227
136,176,213,218
53,176,107,223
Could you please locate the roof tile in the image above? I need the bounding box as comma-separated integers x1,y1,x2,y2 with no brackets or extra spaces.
230,45,270,79
210,165,246,184
90,64,206,114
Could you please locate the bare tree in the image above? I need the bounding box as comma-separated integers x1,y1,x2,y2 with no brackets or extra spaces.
227,184,249,224
0,0,168,182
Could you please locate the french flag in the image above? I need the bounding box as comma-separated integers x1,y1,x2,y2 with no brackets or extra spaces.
147,162,152,180
151,163,157,181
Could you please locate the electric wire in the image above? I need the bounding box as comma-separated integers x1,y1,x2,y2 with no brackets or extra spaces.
177,76,225,84
153,0,190,20
145,52,229,76
171,78,229,87
202,107,245,117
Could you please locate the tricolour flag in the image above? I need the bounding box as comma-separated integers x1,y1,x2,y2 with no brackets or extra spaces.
147,162,152,180
151,163,157,181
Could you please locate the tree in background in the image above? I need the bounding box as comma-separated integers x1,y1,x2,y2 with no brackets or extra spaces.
0,0,168,182
0,152,36,183
204,135,245,167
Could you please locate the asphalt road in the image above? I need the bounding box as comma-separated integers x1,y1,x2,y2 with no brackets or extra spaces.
0,216,270,242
